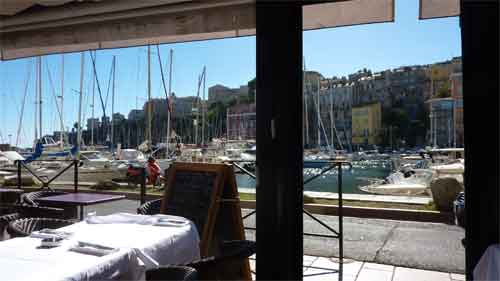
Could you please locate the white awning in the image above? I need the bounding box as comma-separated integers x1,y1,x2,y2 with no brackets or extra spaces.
419,0,460,20
303,0,394,30
0,0,395,60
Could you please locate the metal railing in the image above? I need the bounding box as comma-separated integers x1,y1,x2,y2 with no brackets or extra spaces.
16,159,148,205
225,159,351,281
16,159,80,192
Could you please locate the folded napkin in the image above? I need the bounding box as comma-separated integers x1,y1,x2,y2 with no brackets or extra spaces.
133,248,159,269
86,213,189,226
153,217,190,227
30,229,73,239
69,241,118,257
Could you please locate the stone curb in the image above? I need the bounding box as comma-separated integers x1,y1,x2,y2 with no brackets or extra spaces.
20,187,453,224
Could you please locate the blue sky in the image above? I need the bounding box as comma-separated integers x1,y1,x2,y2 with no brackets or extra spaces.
0,0,461,147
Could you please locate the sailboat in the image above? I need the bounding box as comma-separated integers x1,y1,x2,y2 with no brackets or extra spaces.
28,55,76,162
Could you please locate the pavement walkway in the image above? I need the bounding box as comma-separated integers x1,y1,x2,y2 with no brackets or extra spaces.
89,200,465,274
242,210,465,274
249,255,466,281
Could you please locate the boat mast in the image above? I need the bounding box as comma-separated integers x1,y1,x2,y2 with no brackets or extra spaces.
147,45,152,150
303,57,309,148
328,81,343,152
111,56,116,149
156,45,173,156
202,66,206,146
330,84,334,148
317,77,320,148
91,51,96,146
77,52,85,157
195,73,200,145
16,60,32,147
38,56,43,140
34,57,39,146
167,49,173,155
60,54,65,149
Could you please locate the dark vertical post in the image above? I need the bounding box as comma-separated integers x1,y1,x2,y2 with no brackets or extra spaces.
74,160,79,193
256,2,303,280
461,1,499,279
17,161,22,189
338,163,343,281
140,167,146,205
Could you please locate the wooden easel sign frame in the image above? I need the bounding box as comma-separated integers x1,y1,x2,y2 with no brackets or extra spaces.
160,162,251,280
161,162,226,256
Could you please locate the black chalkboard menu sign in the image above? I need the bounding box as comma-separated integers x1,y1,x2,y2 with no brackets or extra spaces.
161,163,226,256
164,170,216,236
161,162,251,280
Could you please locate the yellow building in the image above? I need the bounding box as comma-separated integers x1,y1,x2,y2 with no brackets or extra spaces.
352,103,382,146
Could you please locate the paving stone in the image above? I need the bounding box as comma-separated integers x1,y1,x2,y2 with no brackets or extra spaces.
393,267,451,281
363,262,395,272
356,268,394,281
303,268,356,281
249,259,255,272
303,255,319,272
450,273,465,281
309,257,363,276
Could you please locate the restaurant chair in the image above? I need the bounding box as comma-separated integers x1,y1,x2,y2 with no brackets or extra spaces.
137,198,163,215
20,190,68,206
0,213,21,240
21,190,78,219
0,205,67,240
7,217,75,238
146,266,198,281
15,205,66,219
184,240,256,280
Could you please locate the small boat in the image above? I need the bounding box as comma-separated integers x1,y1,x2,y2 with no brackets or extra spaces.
359,182,429,196
358,168,434,196
431,160,464,175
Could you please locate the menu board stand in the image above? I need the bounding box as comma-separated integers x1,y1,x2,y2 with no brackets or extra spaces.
161,162,251,280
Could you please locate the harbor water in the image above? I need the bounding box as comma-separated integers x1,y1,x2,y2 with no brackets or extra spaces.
235,160,393,194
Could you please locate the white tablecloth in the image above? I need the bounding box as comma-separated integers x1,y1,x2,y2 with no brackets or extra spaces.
0,213,200,281
474,244,500,281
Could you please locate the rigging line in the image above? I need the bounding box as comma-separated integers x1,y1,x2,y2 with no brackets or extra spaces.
16,61,33,146
156,45,169,99
89,51,107,117
46,62,63,125
82,69,94,126
328,80,343,151
306,75,332,152
104,57,114,115
82,88,90,127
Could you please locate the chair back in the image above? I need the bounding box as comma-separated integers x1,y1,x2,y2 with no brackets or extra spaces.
15,205,65,219
21,190,68,206
7,217,74,238
186,240,255,280
137,199,163,215
146,266,198,281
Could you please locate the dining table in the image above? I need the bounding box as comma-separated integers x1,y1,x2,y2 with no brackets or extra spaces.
35,192,127,220
0,212,200,281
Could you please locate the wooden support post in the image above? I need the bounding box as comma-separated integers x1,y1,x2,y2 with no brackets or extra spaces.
461,1,499,279
256,2,303,280
74,160,79,193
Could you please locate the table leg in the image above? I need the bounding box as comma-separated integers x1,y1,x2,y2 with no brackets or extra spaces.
80,206,84,221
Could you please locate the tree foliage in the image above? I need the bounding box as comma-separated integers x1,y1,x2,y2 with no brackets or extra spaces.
436,81,451,98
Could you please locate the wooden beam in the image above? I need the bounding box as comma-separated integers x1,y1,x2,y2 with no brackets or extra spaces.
256,2,303,280
461,1,499,279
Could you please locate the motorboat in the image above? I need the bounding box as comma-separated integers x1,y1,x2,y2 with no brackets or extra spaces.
358,168,434,196
79,150,112,169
